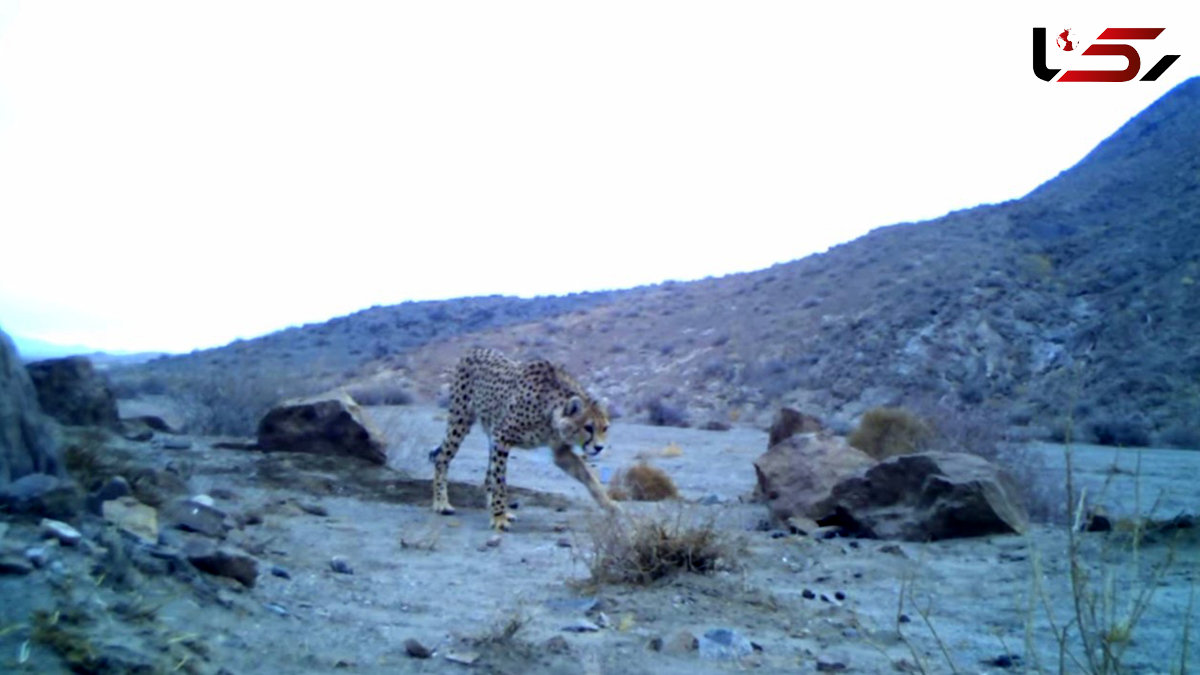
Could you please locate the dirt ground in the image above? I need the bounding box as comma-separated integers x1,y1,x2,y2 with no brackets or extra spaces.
2,404,1197,673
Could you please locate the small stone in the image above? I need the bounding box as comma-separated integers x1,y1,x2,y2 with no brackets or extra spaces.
985,653,1022,668
544,635,570,654
553,523,568,533
898,613,911,624
698,628,754,661
0,554,34,575
271,565,291,579
786,515,821,536
264,603,289,617
835,591,846,601
562,620,601,633
40,518,82,546
817,658,848,671
404,638,433,659
167,499,230,538
161,439,192,450
443,651,479,665
665,630,698,654
647,636,664,651
819,592,842,606
102,496,159,543
698,494,721,505
298,502,328,517
330,556,354,574
556,537,572,548
190,494,216,508
801,588,816,600
508,500,520,510
486,535,502,548
25,546,49,568
184,542,259,588
880,543,907,557
809,525,842,540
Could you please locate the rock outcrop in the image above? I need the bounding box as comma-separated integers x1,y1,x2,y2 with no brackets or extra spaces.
814,451,1029,541
257,392,387,465
753,433,874,524
26,356,120,428
0,329,62,485
767,407,824,447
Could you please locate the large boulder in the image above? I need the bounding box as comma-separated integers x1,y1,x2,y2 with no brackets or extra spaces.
26,356,120,428
813,451,1029,541
753,432,875,524
257,392,387,465
767,407,824,447
0,329,62,484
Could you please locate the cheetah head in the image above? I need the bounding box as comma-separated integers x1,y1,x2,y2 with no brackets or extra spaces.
554,396,609,457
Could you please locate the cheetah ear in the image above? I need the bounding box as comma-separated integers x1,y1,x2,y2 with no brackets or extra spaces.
563,396,583,417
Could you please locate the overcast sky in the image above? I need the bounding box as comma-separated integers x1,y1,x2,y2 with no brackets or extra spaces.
0,2,1196,354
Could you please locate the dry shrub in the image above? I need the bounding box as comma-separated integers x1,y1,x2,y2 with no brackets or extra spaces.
608,462,678,502
586,511,734,585
848,407,933,459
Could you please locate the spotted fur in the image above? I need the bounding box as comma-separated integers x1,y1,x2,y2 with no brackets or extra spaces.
430,348,616,531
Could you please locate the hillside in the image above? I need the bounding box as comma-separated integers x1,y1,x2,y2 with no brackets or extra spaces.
115,77,1200,446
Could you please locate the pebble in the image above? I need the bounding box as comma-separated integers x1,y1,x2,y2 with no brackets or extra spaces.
330,556,354,574
817,658,848,671
562,619,601,633
40,518,82,546
0,554,34,575
25,547,49,568
801,588,816,600
264,603,289,617
556,537,572,548
698,628,754,661
664,630,698,654
404,638,433,659
271,565,292,579
190,494,216,508
443,650,479,665
298,502,329,517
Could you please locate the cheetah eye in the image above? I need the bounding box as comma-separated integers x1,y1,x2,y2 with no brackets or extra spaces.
584,423,594,434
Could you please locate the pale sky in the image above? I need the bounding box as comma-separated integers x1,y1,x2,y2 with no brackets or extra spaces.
0,2,1196,354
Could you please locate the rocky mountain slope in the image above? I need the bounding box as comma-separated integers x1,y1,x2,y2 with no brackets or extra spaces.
115,77,1200,447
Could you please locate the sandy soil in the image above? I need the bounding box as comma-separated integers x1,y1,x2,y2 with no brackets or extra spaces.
2,405,1197,673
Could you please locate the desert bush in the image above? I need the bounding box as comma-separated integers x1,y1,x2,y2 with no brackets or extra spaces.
180,370,320,436
343,381,415,406
1156,424,1200,450
608,463,678,502
1087,418,1152,448
643,398,689,428
848,407,933,459
585,511,735,585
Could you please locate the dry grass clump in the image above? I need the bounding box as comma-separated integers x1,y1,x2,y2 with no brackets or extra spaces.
848,407,932,459
585,512,734,585
607,462,679,502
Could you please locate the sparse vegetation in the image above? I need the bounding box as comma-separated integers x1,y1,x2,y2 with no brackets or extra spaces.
848,407,932,460
607,463,679,502
585,511,735,585
643,398,689,428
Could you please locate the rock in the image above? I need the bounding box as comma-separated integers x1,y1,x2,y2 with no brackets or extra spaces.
768,407,825,447
753,433,874,524
330,556,353,574
544,635,571,654
443,651,480,666
102,496,159,543
1084,506,1113,532
256,392,387,465
297,502,328,517
814,452,1030,541
271,565,291,579
0,553,34,575
664,630,698,654
25,356,120,428
698,628,754,661
404,638,433,659
25,546,49,568
164,498,230,538
0,472,82,519
0,329,63,485
785,515,821,535
817,656,849,671
562,620,601,633
85,476,132,515
184,541,258,587
40,518,82,545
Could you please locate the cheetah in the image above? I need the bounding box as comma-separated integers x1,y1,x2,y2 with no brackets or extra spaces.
430,348,618,531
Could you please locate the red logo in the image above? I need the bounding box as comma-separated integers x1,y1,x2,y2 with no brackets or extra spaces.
1033,27,1180,82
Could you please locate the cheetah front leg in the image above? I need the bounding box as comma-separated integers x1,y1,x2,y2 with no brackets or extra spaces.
485,442,513,531
432,413,472,515
553,445,620,512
